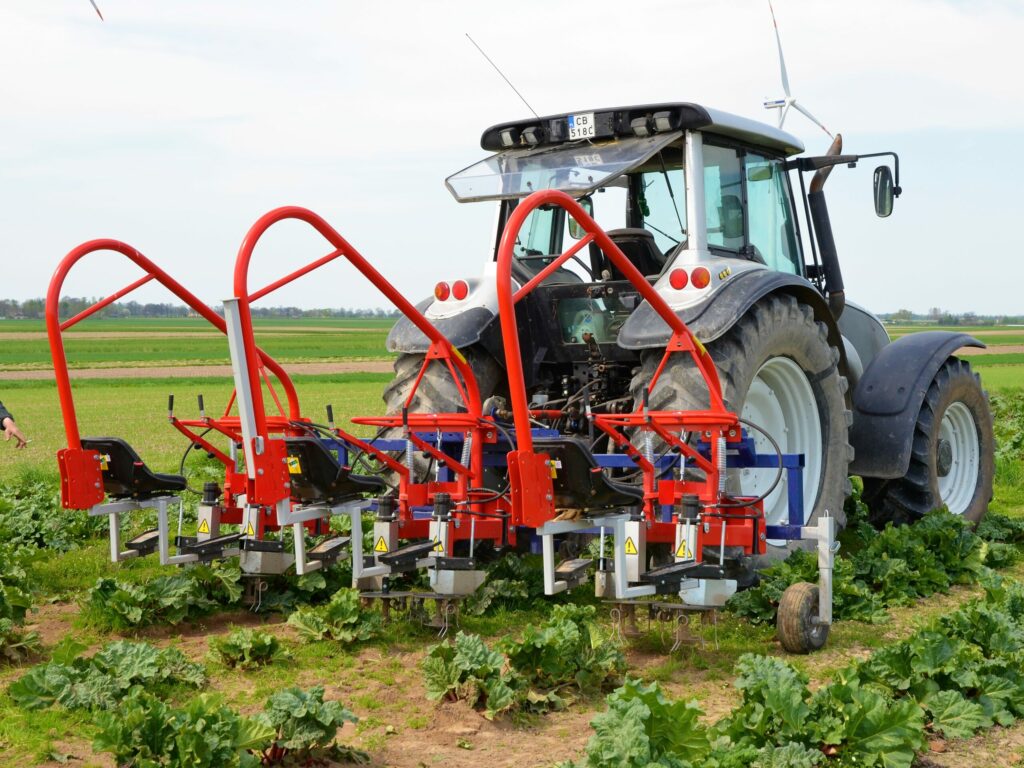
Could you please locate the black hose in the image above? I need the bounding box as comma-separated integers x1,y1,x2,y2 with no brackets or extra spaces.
711,417,785,510
178,427,213,495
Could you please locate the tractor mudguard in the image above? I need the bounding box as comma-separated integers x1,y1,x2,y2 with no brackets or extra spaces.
849,331,984,479
386,298,496,354
616,269,844,359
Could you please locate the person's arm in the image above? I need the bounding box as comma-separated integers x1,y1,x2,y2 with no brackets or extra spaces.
0,402,28,449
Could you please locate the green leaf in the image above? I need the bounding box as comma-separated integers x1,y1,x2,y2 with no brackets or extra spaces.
923,690,987,739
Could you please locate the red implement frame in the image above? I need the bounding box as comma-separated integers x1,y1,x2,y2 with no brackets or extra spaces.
231,207,505,548
495,190,741,528
47,239,299,511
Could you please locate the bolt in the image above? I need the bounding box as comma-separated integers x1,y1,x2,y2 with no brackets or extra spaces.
283,483,290,489
545,494,553,501
94,482,101,488
257,469,264,476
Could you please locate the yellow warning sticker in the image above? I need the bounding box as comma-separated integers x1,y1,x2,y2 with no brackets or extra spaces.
99,454,109,471
245,521,256,536
286,456,302,474
676,540,692,559
373,536,389,554
624,537,638,556
197,519,210,534
432,537,444,553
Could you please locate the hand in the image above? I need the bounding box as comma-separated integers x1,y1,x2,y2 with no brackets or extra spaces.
3,418,28,449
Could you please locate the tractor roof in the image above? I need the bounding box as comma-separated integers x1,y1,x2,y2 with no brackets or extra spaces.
480,102,805,157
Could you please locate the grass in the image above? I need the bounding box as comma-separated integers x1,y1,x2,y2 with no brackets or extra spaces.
0,373,392,478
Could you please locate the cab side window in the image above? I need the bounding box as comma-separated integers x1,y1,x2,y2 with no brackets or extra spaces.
703,145,744,251
746,154,801,274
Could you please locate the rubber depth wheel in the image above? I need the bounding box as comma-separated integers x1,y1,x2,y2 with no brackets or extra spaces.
777,581,829,653
630,294,852,558
863,358,994,526
380,346,504,481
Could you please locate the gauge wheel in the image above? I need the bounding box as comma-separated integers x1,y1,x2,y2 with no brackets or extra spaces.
777,581,829,653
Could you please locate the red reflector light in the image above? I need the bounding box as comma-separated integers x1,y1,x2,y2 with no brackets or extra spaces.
691,267,711,289
452,280,469,300
434,282,450,301
669,268,688,290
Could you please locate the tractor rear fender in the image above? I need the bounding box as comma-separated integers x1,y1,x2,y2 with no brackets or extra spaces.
616,269,848,373
849,331,984,479
386,297,496,354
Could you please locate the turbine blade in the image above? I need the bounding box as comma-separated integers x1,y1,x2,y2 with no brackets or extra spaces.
778,102,791,129
88,0,104,20
792,101,834,138
768,0,790,97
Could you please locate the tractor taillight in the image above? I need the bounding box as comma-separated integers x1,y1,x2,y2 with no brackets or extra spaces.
452,280,469,300
669,269,688,290
434,282,451,301
691,267,711,289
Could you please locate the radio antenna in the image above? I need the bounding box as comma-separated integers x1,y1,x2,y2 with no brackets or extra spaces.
465,33,540,119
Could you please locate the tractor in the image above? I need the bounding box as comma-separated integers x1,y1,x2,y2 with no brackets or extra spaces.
384,102,995,578
47,103,994,655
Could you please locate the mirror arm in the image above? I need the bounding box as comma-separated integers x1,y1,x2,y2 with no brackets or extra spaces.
790,151,901,197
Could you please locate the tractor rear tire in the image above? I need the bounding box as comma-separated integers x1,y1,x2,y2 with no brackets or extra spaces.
381,346,504,482
777,581,829,653
862,358,993,527
630,293,852,559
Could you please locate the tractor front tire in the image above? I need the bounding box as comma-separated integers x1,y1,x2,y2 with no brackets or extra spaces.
631,294,852,559
777,581,829,653
863,358,993,526
381,346,504,482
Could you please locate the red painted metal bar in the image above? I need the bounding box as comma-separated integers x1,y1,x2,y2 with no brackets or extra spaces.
232,206,482,440
496,189,725,454
46,239,301,448
59,273,156,331
512,234,594,302
248,248,343,303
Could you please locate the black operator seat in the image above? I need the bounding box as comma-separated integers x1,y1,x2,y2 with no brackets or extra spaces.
604,228,667,280
284,437,386,505
533,436,643,512
80,437,186,500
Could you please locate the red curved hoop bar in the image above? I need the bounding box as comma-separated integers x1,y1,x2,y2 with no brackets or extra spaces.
47,239,301,448
232,206,482,438
495,189,726,454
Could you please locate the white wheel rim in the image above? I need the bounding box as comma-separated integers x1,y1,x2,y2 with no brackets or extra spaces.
937,401,979,515
738,357,823,540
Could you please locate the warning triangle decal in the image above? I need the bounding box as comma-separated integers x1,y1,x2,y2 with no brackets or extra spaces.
373,536,389,553
245,521,256,537
675,540,692,559
624,537,638,556
432,537,444,553
197,519,210,534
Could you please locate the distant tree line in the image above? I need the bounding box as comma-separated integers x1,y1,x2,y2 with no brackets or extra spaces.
0,297,400,320
882,308,1024,325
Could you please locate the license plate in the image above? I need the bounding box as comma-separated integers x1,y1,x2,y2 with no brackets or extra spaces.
567,112,595,140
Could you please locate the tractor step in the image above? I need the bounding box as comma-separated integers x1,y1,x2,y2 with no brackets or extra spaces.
378,540,436,572
308,536,350,563
125,528,160,556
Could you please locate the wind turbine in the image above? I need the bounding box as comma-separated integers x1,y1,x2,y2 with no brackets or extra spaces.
88,0,104,20
763,1,832,138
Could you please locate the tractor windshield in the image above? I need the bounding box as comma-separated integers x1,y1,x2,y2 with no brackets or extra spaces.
445,132,682,202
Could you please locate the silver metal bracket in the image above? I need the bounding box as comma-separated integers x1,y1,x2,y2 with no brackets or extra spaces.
800,513,838,626
90,495,198,565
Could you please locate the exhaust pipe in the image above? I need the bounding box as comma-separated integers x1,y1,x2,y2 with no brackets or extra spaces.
808,134,845,320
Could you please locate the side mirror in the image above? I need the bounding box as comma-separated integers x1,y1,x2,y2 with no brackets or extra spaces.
873,165,894,218
568,196,594,240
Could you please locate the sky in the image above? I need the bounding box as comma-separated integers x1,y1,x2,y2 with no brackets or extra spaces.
1,0,1022,315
